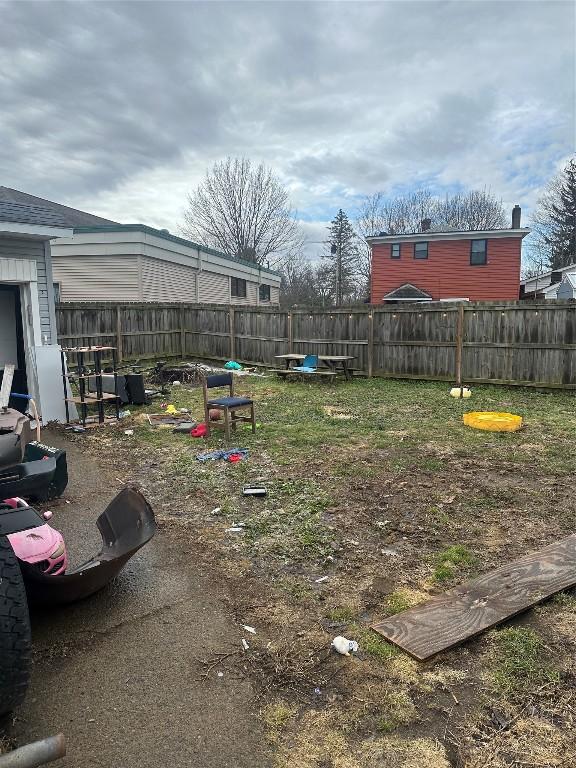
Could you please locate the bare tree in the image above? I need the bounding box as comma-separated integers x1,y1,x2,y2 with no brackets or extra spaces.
182,157,302,267
357,187,506,236
279,254,333,308
434,189,506,230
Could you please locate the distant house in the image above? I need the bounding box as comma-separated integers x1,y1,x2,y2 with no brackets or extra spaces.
366,206,529,303
0,188,281,306
520,263,576,300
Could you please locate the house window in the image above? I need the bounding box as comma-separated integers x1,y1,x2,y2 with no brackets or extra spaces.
231,277,247,298
259,284,271,302
391,244,401,259
470,239,487,265
414,242,428,259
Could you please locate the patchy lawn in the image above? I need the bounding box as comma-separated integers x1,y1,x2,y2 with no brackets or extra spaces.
74,372,576,767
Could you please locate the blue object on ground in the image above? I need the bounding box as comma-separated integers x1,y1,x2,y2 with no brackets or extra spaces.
196,448,249,462
224,361,243,370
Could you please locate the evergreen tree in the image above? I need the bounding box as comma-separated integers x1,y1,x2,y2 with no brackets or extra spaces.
544,158,576,269
321,209,360,305
529,157,576,271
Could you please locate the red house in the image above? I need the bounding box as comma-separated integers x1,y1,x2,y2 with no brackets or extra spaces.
367,206,529,303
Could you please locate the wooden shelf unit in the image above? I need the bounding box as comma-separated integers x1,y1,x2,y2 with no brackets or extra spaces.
61,346,120,427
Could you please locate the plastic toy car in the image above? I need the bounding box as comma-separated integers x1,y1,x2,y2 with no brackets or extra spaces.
0,487,156,718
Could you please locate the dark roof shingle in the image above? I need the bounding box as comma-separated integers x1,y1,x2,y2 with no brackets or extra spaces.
0,200,69,228
0,187,118,227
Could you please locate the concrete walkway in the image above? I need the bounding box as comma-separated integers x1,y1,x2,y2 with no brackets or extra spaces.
11,435,267,768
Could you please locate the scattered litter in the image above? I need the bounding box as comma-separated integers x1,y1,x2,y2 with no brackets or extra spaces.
450,386,472,399
165,404,178,415
331,636,359,656
242,625,256,634
217,671,224,678
147,413,194,428
65,425,86,433
209,408,222,421
225,527,245,533
375,520,391,528
314,687,321,695
42,511,53,521
381,547,401,557
124,429,134,436
196,448,248,462
211,507,222,515
190,423,208,438
172,422,197,433
241,638,250,650
243,485,267,497
179,408,190,414
315,576,329,584
118,409,131,418
224,361,243,370
172,380,181,386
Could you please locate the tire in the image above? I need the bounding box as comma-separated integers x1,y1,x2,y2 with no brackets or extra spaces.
0,536,31,718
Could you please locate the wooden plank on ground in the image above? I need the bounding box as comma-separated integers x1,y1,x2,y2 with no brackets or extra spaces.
371,534,576,661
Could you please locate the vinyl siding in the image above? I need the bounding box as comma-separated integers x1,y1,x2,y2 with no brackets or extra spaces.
371,236,523,303
0,236,53,343
141,256,196,302
52,255,139,301
199,271,230,303
230,280,257,305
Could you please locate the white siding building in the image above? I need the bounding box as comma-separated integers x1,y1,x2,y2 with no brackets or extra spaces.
51,225,281,306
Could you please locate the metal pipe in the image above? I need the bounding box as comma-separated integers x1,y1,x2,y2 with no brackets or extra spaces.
0,734,66,768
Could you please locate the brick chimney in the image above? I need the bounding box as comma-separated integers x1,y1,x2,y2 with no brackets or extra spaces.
511,205,521,229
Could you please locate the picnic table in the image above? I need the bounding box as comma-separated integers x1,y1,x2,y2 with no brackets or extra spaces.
274,354,356,380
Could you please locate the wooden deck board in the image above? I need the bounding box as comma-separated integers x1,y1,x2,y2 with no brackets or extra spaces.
371,534,576,661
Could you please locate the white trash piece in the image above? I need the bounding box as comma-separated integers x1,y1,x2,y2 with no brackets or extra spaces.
124,429,134,436
172,380,181,386
315,576,329,584
241,638,250,650
242,625,256,634
331,636,359,656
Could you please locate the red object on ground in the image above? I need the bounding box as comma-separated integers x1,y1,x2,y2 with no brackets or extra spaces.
227,453,242,463
190,424,207,438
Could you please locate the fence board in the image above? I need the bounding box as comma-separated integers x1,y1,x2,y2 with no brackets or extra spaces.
55,300,576,388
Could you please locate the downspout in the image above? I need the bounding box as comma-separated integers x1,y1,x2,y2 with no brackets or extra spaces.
196,247,202,303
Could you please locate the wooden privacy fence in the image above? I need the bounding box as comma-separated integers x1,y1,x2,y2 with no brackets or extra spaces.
55,300,576,389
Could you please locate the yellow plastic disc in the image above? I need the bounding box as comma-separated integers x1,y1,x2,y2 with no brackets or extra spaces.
463,411,523,432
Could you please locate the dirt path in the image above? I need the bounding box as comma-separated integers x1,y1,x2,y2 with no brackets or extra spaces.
10,432,267,768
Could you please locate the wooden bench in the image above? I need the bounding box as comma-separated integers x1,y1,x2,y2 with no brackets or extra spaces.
270,369,337,380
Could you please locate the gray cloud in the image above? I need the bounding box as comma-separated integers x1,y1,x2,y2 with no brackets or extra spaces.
0,0,573,227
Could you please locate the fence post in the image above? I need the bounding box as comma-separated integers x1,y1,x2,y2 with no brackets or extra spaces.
367,309,374,378
454,304,465,386
229,306,236,360
115,305,123,363
180,306,186,359
288,312,293,353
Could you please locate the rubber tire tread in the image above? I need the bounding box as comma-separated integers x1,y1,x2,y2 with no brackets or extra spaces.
0,535,31,717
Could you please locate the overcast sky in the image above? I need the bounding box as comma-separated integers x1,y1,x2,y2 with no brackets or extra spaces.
1,0,574,253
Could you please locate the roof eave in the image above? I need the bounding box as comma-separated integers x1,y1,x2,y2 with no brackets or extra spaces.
0,221,73,239
367,228,530,245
